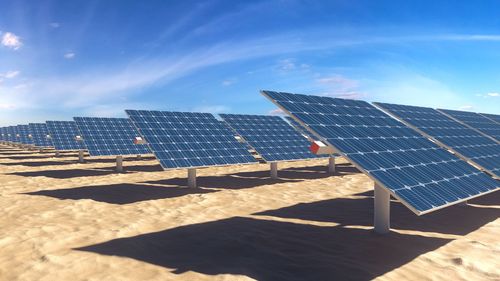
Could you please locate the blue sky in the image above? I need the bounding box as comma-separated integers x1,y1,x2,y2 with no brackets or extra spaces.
0,0,499,125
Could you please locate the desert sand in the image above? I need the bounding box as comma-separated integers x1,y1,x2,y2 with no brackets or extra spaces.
0,144,498,281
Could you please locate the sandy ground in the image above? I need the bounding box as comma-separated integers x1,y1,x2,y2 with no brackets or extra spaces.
0,144,498,281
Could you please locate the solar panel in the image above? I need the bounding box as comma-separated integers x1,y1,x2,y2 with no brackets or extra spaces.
74,117,150,156
0,127,5,141
262,90,499,215
375,103,500,178
16,125,34,145
220,114,321,162
480,113,500,124
438,109,500,141
126,110,258,169
46,121,86,151
28,123,53,148
5,126,15,142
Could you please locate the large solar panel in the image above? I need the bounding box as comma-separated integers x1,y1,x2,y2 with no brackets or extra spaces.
375,103,500,178
262,90,499,215
5,126,15,142
46,121,86,151
0,127,5,141
28,123,53,148
480,113,500,124
17,125,34,145
438,109,500,141
220,114,321,162
126,110,258,169
74,117,150,156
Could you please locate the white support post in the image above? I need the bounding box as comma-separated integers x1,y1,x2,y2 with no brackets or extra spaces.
116,155,123,173
270,162,278,179
328,156,336,174
137,154,141,160
188,168,197,188
78,150,85,163
55,151,61,157
374,183,391,234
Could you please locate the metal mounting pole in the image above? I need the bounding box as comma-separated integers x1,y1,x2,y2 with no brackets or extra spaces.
328,156,336,174
78,150,85,163
188,168,197,188
116,155,123,172
270,162,278,179
55,150,60,157
137,154,141,160
374,183,390,234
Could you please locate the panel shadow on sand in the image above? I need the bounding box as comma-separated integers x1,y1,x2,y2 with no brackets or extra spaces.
76,216,451,281
255,192,500,236
24,183,217,204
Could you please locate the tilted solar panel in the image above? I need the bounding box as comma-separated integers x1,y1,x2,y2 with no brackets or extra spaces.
480,113,500,124
284,116,310,136
17,125,34,145
262,90,498,215
46,121,86,151
220,114,321,162
5,126,15,142
126,110,258,169
0,127,5,141
375,103,500,178
74,117,150,156
28,123,53,147
438,109,500,141
12,126,22,143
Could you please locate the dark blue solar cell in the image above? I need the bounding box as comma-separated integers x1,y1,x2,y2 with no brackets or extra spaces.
126,110,257,170
220,114,323,162
16,125,34,145
28,123,53,147
438,108,500,141
262,90,499,215
480,113,500,124
375,102,500,178
46,121,86,151
74,117,150,156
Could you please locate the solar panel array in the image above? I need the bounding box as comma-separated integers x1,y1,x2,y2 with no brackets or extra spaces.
375,103,500,178
220,114,321,162
284,116,310,136
74,117,150,156
28,123,53,147
17,125,34,145
6,126,15,142
126,110,258,169
0,127,5,141
262,90,499,215
438,109,500,141
46,121,86,151
481,113,500,124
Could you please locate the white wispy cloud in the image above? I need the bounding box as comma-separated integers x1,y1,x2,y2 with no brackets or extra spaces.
50,22,60,28
459,105,474,110
268,108,284,115
0,70,20,79
1,32,22,50
316,74,366,99
221,79,236,86
64,52,76,59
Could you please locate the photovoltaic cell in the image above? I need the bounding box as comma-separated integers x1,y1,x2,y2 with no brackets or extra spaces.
220,114,321,162
480,113,500,124
375,103,500,178
262,90,499,215
17,125,34,145
438,109,500,141
5,126,16,142
126,110,258,169
74,117,150,156
28,123,54,148
46,121,86,151
0,127,5,141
